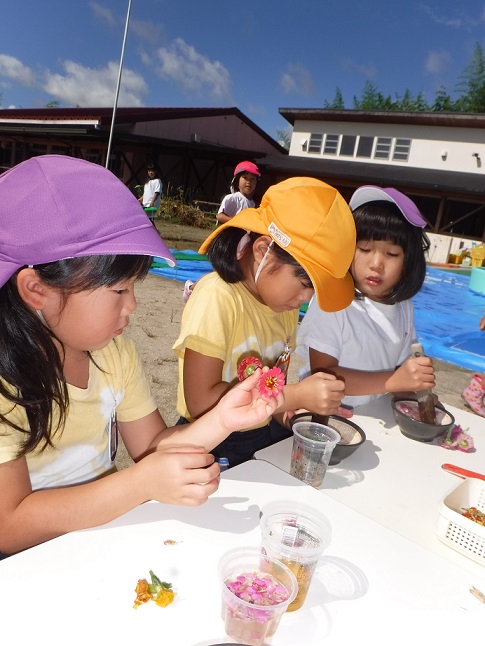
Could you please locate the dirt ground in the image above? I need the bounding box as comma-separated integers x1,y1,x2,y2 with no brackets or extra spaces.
116,218,478,470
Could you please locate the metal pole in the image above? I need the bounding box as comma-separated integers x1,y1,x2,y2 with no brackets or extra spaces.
105,0,132,170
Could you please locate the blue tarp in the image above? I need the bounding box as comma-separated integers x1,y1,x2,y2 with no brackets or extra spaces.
150,250,212,283
150,254,485,372
413,267,485,372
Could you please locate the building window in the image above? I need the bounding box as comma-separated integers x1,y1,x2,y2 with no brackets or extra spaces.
356,136,373,158
323,133,339,154
308,133,323,154
393,138,411,161
374,137,392,160
340,135,357,156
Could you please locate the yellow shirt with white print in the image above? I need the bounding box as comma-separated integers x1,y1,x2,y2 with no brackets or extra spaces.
0,335,157,490
173,272,298,424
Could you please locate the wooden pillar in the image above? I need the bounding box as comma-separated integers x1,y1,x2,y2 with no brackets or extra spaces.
435,196,446,233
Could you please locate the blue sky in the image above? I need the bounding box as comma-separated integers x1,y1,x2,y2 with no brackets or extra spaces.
0,1,484,140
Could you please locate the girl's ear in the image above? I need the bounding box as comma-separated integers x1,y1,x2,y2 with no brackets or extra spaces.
16,268,49,309
252,235,273,262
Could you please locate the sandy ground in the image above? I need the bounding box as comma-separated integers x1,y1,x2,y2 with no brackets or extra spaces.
116,219,479,470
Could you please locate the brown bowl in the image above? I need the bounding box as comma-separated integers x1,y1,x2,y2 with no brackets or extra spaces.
392,398,455,442
289,412,366,465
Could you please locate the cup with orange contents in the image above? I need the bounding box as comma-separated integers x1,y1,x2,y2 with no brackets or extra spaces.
259,503,331,612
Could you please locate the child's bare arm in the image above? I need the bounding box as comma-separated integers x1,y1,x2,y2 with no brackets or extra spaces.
0,447,219,554
183,349,231,418
308,347,435,397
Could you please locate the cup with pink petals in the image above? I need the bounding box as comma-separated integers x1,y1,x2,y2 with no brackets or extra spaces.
219,547,297,646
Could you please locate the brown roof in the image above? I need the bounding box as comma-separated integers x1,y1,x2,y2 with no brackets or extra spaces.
279,108,485,129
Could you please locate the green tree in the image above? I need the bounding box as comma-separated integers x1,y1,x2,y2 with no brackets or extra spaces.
276,127,291,150
44,100,60,108
455,42,485,112
431,86,457,112
323,87,345,109
352,81,398,110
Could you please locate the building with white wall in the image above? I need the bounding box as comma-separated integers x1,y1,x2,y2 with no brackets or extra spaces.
260,109,485,261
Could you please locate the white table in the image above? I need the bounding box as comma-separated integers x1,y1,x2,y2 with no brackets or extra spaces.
1,459,484,646
255,395,485,576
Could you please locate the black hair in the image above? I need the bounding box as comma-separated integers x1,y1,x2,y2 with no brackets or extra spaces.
207,227,311,286
352,201,429,303
0,254,152,457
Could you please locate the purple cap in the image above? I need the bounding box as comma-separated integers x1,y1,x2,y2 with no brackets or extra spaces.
349,185,426,228
0,155,175,287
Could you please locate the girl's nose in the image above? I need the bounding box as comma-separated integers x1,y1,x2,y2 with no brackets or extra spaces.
123,291,137,315
370,254,384,270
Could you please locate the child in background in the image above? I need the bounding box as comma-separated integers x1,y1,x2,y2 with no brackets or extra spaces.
296,185,435,409
183,161,262,301
216,161,261,225
0,156,283,556
138,163,162,210
173,177,357,468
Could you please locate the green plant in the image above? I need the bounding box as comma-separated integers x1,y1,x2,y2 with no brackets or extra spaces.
157,186,215,229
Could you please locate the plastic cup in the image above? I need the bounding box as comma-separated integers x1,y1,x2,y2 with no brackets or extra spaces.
260,506,331,612
219,547,297,646
290,421,340,488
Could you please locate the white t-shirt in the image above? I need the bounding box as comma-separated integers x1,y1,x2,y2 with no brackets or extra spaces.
218,192,255,217
296,294,416,407
142,178,162,208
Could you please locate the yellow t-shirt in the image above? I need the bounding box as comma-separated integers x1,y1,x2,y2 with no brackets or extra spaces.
0,335,157,490
173,272,298,423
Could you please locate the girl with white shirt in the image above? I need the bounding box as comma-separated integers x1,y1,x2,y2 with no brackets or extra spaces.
296,185,435,408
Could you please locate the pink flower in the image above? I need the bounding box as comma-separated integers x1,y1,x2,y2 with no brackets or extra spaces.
258,367,285,398
438,424,474,452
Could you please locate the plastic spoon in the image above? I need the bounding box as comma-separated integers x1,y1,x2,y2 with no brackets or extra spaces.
441,463,485,482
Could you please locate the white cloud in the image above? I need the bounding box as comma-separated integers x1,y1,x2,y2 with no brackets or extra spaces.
153,38,232,99
420,5,485,29
280,64,315,97
42,60,148,106
246,103,265,116
425,50,452,75
130,19,163,45
89,2,117,27
340,57,377,80
0,54,35,86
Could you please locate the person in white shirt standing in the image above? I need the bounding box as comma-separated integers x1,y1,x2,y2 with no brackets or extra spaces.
138,163,162,209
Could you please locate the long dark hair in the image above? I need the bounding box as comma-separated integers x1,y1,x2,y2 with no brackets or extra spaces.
352,201,429,303
207,227,311,285
0,254,152,457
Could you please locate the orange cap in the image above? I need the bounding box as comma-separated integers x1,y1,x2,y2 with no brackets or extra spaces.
199,177,356,312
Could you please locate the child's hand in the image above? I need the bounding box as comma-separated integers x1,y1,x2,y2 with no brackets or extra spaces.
292,372,346,416
389,356,435,393
216,368,284,433
136,446,220,506
480,315,485,331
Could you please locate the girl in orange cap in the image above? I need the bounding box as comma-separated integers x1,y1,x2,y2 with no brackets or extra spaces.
173,177,356,468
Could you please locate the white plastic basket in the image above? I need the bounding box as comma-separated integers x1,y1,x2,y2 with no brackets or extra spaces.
436,478,485,566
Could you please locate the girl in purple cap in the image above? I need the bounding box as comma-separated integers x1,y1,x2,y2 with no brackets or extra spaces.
296,185,435,408
0,155,283,557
